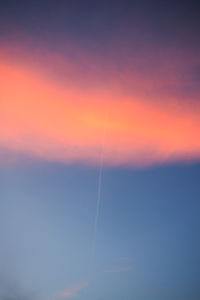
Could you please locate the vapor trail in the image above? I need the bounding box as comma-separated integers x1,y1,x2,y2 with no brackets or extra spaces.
90,114,107,277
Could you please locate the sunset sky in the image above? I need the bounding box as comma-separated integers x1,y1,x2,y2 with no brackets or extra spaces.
0,1,200,299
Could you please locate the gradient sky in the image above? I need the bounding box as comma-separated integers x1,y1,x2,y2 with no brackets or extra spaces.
0,1,200,299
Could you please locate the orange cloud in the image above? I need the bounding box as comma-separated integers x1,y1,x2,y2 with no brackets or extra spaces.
1,53,200,167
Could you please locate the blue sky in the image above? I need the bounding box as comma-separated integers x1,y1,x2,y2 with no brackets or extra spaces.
1,161,200,299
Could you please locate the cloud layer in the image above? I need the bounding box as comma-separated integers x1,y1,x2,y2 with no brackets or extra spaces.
1,45,200,167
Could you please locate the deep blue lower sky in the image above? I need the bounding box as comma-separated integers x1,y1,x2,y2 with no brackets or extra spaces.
1,161,200,300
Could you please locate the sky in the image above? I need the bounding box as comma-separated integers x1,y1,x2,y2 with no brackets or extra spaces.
0,1,200,299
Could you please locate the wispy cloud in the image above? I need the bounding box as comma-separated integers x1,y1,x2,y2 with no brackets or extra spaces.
56,281,89,299
104,266,132,273
118,257,132,262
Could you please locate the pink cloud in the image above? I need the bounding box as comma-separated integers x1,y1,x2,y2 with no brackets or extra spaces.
57,281,89,299
1,43,200,167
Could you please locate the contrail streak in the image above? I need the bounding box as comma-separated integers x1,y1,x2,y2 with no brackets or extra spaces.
90,143,104,268
90,114,107,277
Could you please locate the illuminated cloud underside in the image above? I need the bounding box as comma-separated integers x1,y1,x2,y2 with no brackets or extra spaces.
1,53,200,167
